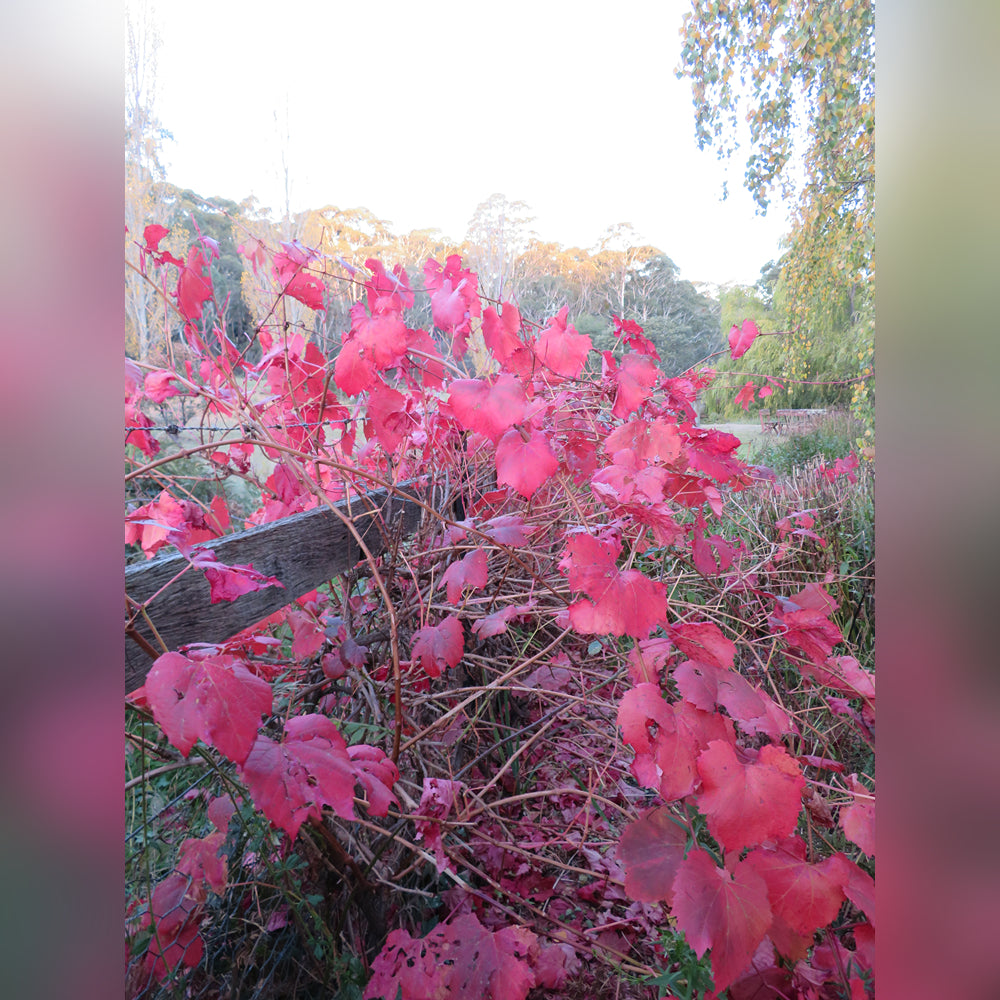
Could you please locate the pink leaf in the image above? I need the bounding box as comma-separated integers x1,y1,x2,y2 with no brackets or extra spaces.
411,615,464,677
240,715,398,840
482,302,524,364
734,381,757,411
728,319,760,359
471,602,535,639
618,806,687,904
607,351,659,418
742,837,847,941
188,549,284,604
562,534,667,638
449,375,527,443
605,418,682,463
441,548,489,605
364,913,538,1000
617,684,699,800
495,428,559,499
800,655,875,702
671,848,772,992
696,742,805,851
666,621,735,670
366,383,412,452
841,774,875,857
143,223,170,253
144,370,181,402
145,651,272,764
176,245,213,321
283,270,326,310
568,569,667,639
414,777,465,873
675,660,795,740
176,832,227,895
612,313,659,357
140,872,204,980
534,307,591,378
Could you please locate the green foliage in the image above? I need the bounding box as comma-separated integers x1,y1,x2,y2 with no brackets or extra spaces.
744,410,863,475
167,187,258,356
678,0,875,429
701,277,858,421
648,927,715,1000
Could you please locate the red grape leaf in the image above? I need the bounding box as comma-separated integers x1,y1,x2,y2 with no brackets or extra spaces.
728,319,760,359
696,741,805,851
286,607,325,659
414,777,465,873
560,532,621,596
482,301,524,364
404,327,445,388
207,794,236,834
283,269,326,310
353,298,408,369
140,871,205,980
142,223,170,253
364,912,538,1000
176,245,213,321
534,943,580,989
743,837,847,941
838,856,875,923
240,715,398,840
333,337,373,395
145,651,272,764
176,831,227,895
347,744,400,818
144,369,181,402
734,380,757,411
662,473,724,515
495,427,559,499
366,383,412,452
788,582,839,615
534,306,591,378
481,513,530,546
423,255,482,352
675,660,795,740
471,602,535,639
801,655,875,702
569,569,667,638
841,774,875,857
188,549,285,604
671,848,772,992
411,615,464,677
626,636,675,684
683,426,749,485
125,401,160,457
449,375,527,443
363,258,414,311
770,598,843,666
125,490,187,558
618,684,699,800
666,621,735,670
562,534,668,638
612,313,660,357
618,806,687,904
607,351,660,418
606,418,682,463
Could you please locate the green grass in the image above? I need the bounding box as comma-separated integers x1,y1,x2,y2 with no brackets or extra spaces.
739,410,864,475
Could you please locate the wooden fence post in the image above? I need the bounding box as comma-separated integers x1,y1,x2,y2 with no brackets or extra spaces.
125,482,436,693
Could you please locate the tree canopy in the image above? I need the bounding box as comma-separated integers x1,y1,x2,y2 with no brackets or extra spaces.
678,0,874,426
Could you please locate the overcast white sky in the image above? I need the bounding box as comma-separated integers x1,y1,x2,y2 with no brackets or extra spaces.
136,0,790,288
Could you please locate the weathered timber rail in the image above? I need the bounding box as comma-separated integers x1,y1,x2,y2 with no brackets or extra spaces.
125,482,438,693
